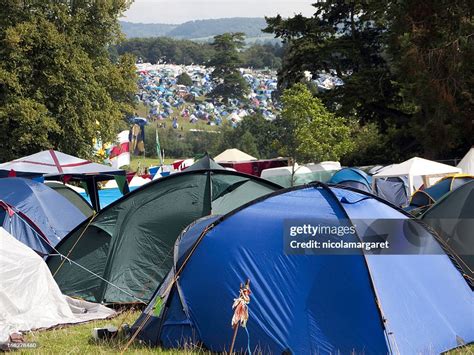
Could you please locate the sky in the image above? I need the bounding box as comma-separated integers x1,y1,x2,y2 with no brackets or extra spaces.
121,0,315,24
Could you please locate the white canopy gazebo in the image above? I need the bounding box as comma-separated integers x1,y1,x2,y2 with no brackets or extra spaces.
214,149,257,163
373,157,461,194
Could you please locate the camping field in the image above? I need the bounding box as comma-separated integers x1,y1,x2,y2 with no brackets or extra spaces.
136,102,220,133
21,311,474,354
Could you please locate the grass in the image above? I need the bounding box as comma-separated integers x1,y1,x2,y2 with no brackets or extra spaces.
136,102,220,133
21,310,205,354
20,307,474,354
128,157,175,171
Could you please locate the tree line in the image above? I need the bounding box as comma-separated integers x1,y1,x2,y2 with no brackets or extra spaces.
112,37,283,69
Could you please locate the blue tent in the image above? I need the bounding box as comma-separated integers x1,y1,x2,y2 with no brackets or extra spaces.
133,184,472,354
0,178,86,254
329,167,372,192
408,175,474,211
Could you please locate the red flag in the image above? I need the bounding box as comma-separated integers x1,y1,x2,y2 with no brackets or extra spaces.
62,175,72,184
8,169,16,177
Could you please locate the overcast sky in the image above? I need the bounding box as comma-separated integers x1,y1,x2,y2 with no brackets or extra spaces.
121,0,315,24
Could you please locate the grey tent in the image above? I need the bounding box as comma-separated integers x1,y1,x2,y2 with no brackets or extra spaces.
421,180,474,287
45,182,94,218
47,156,281,304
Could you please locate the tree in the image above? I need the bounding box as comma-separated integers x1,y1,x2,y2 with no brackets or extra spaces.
242,43,282,69
209,33,249,103
177,72,193,86
274,83,354,184
265,0,473,162
387,0,473,159
0,0,137,161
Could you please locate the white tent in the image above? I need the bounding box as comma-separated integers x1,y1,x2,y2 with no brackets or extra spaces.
261,165,312,179
373,157,461,194
305,161,341,172
0,228,115,342
0,150,123,177
214,149,257,163
457,147,474,175
104,175,151,189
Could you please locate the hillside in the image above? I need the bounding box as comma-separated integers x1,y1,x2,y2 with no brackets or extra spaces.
120,17,270,40
120,22,177,38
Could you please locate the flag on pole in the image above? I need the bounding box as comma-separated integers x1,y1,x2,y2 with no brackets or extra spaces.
156,128,163,166
110,130,130,169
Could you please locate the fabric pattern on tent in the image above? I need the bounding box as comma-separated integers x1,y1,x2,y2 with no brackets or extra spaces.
328,167,372,192
0,178,86,254
132,184,473,354
0,228,115,342
47,160,281,304
0,150,124,178
0,150,126,211
421,180,474,287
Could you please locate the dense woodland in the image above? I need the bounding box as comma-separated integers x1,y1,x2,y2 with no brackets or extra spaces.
113,37,283,69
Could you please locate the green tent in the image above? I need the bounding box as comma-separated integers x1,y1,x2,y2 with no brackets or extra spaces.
47,156,281,304
421,180,474,287
45,181,94,218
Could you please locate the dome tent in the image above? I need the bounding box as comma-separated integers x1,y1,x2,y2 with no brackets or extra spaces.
45,181,94,218
0,178,86,254
133,183,472,354
407,174,474,212
47,156,281,304
373,176,409,207
421,180,474,287
328,167,372,192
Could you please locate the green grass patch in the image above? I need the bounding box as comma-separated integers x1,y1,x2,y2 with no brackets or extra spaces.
20,309,474,354
136,102,219,133
22,310,206,354
127,157,176,172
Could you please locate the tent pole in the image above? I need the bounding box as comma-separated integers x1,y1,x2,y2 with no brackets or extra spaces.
87,177,101,212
